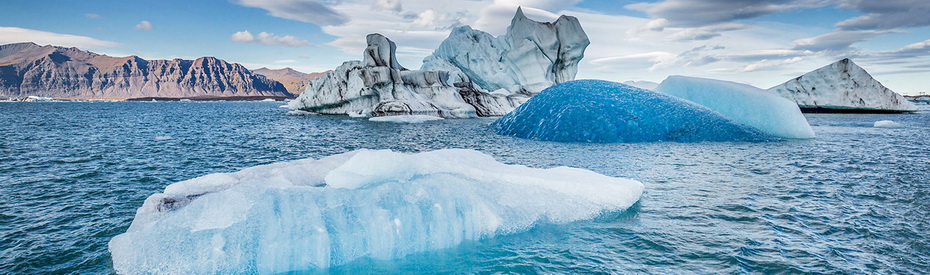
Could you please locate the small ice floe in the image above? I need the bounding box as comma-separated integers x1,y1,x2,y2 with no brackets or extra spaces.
286,110,317,116
347,110,370,118
278,105,290,108
369,115,444,123
873,120,904,128
154,135,173,140
24,96,55,102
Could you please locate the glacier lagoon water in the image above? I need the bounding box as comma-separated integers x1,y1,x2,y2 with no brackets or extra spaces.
1,101,928,273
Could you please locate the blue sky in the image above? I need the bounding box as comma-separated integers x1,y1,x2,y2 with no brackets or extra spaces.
1,0,928,95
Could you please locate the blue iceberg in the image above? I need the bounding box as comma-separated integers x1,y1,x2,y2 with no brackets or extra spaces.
108,149,643,274
492,80,771,142
655,76,815,139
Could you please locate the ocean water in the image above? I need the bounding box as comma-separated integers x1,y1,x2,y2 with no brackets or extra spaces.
1,101,928,274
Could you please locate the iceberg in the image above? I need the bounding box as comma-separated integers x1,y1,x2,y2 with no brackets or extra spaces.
873,120,904,128
287,34,479,118
655,76,815,139
768,59,918,113
492,80,772,143
289,8,589,118
368,115,444,123
109,149,643,274
421,7,590,98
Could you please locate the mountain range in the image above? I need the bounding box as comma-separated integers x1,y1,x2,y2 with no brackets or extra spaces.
252,67,326,95
0,42,319,99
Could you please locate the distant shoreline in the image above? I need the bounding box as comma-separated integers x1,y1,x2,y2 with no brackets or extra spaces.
125,96,295,101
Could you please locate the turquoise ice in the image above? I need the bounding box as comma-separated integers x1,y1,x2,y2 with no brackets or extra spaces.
493,80,771,142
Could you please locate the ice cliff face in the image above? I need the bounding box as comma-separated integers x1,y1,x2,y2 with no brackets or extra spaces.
290,8,589,117
0,42,291,99
767,59,918,112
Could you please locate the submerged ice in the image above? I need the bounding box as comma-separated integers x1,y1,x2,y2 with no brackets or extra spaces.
108,149,643,274
493,80,771,143
655,76,815,139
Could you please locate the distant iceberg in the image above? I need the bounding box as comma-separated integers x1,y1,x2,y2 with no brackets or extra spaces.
768,59,918,113
655,76,815,139
109,149,643,274
493,80,771,142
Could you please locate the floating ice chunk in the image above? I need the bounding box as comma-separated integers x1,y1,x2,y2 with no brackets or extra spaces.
368,115,444,123
655,76,815,139
873,120,904,128
108,149,643,274
493,80,771,143
286,110,317,116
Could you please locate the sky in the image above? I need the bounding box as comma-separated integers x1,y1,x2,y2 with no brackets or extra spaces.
1,0,928,95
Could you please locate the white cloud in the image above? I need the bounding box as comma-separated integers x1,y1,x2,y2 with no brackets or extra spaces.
625,0,823,27
835,0,930,30
320,1,477,62
412,9,441,27
85,13,102,19
134,21,153,31
739,56,805,72
792,30,896,51
667,23,746,41
871,39,930,58
235,0,349,26
373,0,403,12
231,30,254,42
0,26,119,48
230,30,313,47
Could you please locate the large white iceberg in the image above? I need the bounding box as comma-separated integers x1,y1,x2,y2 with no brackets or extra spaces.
655,76,815,139
289,8,589,117
421,7,590,97
768,58,918,113
109,149,643,274
287,34,479,118
493,80,771,142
